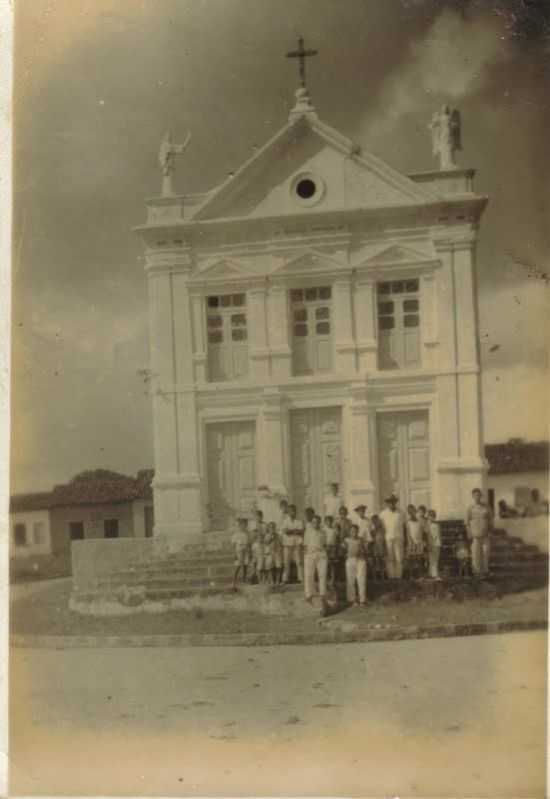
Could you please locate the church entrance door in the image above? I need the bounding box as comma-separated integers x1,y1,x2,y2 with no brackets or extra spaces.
206,421,256,530
377,410,431,510
290,407,342,515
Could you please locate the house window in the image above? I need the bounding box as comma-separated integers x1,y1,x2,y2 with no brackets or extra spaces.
13,523,27,547
291,286,333,375
206,293,249,382
104,519,119,539
32,521,46,546
377,279,421,369
69,521,84,541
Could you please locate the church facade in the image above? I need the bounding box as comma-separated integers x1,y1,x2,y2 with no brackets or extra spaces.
136,82,488,549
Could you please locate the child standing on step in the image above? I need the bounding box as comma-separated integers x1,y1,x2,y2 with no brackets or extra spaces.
406,505,425,578
343,523,368,606
264,521,283,585
455,529,471,578
231,517,250,588
323,515,339,588
427,509,442,579
251,525,266,584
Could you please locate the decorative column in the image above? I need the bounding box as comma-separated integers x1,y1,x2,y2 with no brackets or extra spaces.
267,281,292,379
433,238,461,518
453,234,487,505
433,234,486,518
190,291,207,382
333,275,357,374
354,275,378,373
257,388,288,499
248,281,270,381
146,245,203,549
421,271,438,370
346,380,376,511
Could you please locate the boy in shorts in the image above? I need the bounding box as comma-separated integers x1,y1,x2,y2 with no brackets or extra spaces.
231,517,250,588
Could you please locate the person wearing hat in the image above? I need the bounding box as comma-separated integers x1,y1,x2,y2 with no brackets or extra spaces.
379,494,406,579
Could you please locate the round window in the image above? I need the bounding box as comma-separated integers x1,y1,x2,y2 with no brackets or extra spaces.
295,178,317,199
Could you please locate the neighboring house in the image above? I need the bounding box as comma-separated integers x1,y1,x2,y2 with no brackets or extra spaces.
136,76,488,551
10,469,155,577
9,492,54,559
486,440,549,516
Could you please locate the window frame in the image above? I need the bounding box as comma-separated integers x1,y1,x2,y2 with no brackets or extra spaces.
290,285,334,376
13,523,27,548
377,278,421,371
206,292,249,382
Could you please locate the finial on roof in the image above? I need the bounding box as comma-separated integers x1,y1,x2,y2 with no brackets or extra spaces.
286,36,319,122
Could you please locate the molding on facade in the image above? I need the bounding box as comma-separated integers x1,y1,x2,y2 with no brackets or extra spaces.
437,457,489,473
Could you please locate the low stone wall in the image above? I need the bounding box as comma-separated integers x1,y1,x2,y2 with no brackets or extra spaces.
71,537,168,593
500,516,549,553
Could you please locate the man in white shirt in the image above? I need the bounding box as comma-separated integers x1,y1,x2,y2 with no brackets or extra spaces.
280,504,304,583
379,494,406,579
354,504,372,543
303,514,328,607
465,488,493,577
323,482,343,520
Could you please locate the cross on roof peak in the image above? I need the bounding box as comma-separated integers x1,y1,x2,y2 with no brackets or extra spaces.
285,36,318,89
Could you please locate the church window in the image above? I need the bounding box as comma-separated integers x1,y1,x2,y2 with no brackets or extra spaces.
291,286,333,375
377,280,421,370
206,293,249,382
296,178,317,199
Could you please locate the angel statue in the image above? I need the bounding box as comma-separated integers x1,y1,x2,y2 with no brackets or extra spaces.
429,105,461,170
158,131,192,195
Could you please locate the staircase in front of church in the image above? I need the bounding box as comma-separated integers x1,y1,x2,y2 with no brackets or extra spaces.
438,521,548,585
71,522,547,613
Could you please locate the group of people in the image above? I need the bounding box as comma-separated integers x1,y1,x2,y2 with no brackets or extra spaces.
230,483,493,608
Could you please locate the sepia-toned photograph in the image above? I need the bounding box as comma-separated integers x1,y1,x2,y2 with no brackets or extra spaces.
7,0,549,796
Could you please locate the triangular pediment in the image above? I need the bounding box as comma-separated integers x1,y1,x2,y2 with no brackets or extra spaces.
191,114,437,223
362,243,433,266
193,257,255,281
270,248,347,278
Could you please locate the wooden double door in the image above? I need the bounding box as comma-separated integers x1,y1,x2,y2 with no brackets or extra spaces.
377,410,431,509
290,407,343,515
206,421,256,530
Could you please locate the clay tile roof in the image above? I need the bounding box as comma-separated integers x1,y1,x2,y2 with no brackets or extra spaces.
485,441,549,475
9,491,54,513
11,469,155,511
50,469,154,506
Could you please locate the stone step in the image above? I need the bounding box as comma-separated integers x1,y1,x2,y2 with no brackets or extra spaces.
109,562,235,580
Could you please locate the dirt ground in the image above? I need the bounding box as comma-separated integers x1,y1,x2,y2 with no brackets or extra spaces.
10,632,547,797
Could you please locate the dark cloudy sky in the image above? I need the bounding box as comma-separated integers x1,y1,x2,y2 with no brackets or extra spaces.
12,0,550,493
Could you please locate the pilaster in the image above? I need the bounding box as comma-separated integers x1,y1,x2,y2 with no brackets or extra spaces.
267,282,292,379
421,272,438,370
346,380,376,511
257,388,288,497
248,283,270,380
190,292,207,382
354,276,378,373
333,276,357,374
145,246,204,548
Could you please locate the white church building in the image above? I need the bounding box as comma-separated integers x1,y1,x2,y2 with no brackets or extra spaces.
136,48,488,549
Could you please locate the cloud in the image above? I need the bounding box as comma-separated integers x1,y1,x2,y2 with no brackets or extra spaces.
363,8,509,141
